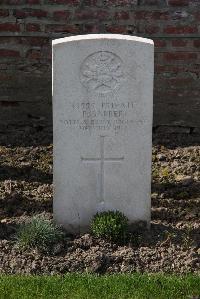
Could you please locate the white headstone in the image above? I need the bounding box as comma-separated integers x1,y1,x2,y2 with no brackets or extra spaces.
53,34,154,233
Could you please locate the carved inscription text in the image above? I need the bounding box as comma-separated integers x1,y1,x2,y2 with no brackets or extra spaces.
59,100,145,134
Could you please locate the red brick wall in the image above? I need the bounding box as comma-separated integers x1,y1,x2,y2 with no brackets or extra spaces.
0,0,200,133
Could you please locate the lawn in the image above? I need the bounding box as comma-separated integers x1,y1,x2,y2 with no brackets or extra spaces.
0,273,199,299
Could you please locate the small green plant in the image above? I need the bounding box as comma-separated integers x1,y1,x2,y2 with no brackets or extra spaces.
152,167,159,179
182,226,194,249
175,191,189,200
161,167,170,178
17,215,64,253
90,210,128,242
161,230,176,246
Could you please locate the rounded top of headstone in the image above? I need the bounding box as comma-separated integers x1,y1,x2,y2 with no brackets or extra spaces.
52,34,154,46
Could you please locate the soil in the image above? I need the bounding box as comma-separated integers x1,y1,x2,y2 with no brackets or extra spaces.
0,125,199,275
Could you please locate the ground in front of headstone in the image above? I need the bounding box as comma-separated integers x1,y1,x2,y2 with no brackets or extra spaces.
0,128,199,275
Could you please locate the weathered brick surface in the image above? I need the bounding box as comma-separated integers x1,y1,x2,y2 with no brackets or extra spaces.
0,0,200,131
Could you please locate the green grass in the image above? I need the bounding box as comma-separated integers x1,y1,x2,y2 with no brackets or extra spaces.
0,273,199,299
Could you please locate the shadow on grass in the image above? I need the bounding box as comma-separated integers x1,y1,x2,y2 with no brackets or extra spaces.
152,180,200,200
0,165,52,183
0,192,52,219
128,222,200,249
150,179,200,225
153,132,200,148
150,223,199,247
0,124,52,147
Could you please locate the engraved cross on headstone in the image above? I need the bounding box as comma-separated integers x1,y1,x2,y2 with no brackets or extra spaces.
81,135,124,203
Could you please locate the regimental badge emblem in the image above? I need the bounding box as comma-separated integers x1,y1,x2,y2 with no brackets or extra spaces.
80,51,125,94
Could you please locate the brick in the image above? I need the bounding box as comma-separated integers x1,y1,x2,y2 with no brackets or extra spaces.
19,37,49,46
155,126,190,134
0,37,18,44
139,0,159,4
195,12,200,21
0,49,20,58
193,40,200,48
168,78,194,86
168,0,189,6
134,11,147,20
45,0,80,4
26,23,41,32
0,74,13,81
82,0,97,5
27,49,41,59
155,65,185,73
135,11,169,20
154,39,166,47
164,52,197,61
0,101,19,107
0,9,9,17
14,9,47,18
193,127,200,134
155,65,166,73
104,0,137,5
26,0,40,3
84,24,100,33
114,11,129,20
4,0,24,4
164,26,198,34
13,10,26,18
145,26,160,34
154,90,179,98
0,23,20,32
75,10,109,20
53,10,71,20
151,11,169,20
171,40,188,47
29,9,47,18
152,11,170,20
106,24,136,34
105,25,128,34
45,24,80,33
